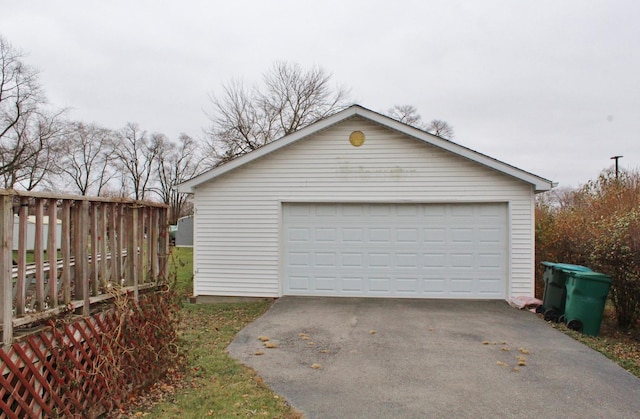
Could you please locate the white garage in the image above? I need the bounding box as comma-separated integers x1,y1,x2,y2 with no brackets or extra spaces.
284,202,507,299
178,105,554,301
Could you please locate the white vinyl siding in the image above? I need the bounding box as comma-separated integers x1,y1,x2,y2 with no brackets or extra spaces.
193,116,535,299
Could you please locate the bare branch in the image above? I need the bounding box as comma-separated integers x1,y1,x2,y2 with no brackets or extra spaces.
205,62,351,165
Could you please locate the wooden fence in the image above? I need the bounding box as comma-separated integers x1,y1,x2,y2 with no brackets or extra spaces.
0,189,170,345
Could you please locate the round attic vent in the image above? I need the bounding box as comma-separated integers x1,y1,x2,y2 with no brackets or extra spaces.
349,131,365,147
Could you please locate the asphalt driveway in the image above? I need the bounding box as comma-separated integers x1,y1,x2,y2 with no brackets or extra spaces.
227,297,640,418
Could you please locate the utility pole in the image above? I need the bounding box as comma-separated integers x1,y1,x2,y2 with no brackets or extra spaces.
610,155,623,180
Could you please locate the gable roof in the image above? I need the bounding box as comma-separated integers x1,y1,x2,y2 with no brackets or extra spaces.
178,105,554,193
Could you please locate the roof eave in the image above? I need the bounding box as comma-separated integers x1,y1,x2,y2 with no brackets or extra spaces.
176,104,555,193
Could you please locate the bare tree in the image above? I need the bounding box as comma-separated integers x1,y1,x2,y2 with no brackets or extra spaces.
0,108,66,190
57,121,117,195
113,123,163,200
0,36,46,178
385,105,455,139
386,104,425,128
425,119,454,139
206,61,350,164
155,133,203,224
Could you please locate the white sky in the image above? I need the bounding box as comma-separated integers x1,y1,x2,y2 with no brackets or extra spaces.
2,0,638,188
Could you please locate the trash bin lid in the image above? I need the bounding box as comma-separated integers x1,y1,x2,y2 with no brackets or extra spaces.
554,263,592,272
566,271,612,283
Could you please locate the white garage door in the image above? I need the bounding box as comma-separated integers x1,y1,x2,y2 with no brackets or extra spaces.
283,203,507,299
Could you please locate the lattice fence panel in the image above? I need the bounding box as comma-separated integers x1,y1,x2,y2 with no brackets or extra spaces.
0,291,177,418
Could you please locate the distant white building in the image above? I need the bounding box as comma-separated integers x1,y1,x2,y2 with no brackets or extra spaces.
13,215,62,251
175,215,193,247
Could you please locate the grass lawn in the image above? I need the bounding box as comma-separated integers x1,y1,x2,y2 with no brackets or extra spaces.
550,305,640,378
125,247,302,418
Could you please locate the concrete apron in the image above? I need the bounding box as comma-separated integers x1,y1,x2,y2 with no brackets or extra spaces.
228,297,640,419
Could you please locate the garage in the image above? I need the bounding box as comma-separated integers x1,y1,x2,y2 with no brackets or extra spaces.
284,202,507,299
178,105,553,301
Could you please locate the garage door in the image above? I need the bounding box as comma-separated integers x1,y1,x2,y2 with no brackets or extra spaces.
283,203,507,299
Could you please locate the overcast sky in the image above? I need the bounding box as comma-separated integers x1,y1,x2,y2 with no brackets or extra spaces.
2,0,638,188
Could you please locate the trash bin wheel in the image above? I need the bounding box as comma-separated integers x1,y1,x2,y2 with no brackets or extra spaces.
558,315,565,324
567,319,583,332
544,308,559,322
535,305,545,314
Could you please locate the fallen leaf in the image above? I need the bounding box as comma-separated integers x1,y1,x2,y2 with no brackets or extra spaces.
311,363,322,369
254,351,265,356
482,341,490,345
519,347,530,354
513,367,520,372
501,347,510,351
264,342,278,349
496,361,508,366
370,330,377,335
301,336,311,341
306,341,315,346
258,336,270,342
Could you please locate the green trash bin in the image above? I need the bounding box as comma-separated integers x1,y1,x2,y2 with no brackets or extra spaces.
539,262,592,322
563,271,612,336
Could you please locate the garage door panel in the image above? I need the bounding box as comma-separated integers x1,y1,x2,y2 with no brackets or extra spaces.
478,253,503,269
288,252,310,266
395,277,420,294
288,276,310,291
424,253,447,267
343,228,364,242
369,253,391,267
369,228,391,242
451,253,475,269
316,227,337,241
288,228,310,242
423,278,447,294
316,276,338,292
369,277,391,293
341,277,364,292
316,205,337,216
424,228,447,243
396,253,419,268
341,253,364,267
283,203,507,299
316,252,337,267
450,278,475,295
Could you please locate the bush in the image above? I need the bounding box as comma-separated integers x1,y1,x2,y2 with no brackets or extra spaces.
536,169,640,329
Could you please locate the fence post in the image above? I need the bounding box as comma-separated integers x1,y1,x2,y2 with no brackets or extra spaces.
159,207,169,281
127,205,140,301
61,200,72,305
16,197,28,315
74,200,90,316
48,198,58,308
90,203,99,296
109,203,120,285
34,198,45,311
1,194,13,345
